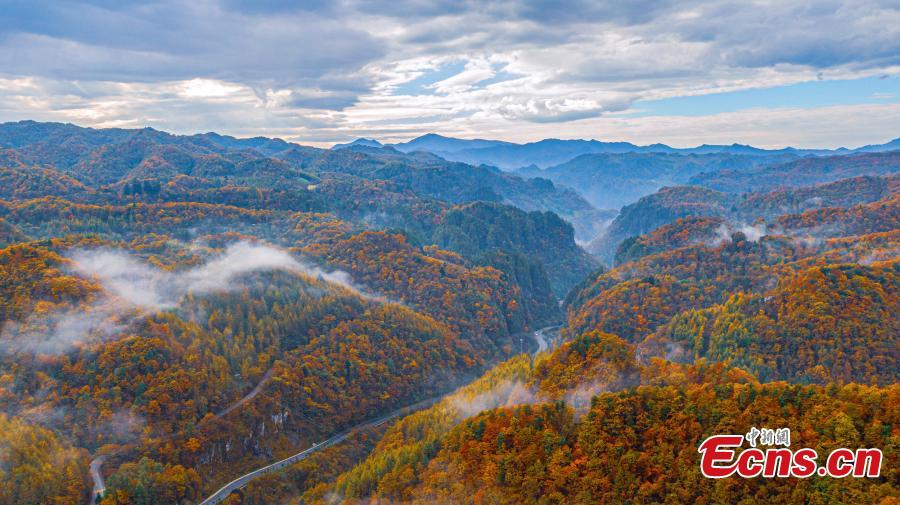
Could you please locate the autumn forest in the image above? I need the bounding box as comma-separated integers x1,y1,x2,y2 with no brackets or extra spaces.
0,119,897,505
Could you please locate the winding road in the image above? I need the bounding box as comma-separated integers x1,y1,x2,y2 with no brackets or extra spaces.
89,366,276,504
532,325,561,354
195,325,562,504
197,396,443,505
87,325,562,504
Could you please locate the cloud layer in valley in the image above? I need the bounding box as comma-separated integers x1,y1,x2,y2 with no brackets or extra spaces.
0,1,897,147
0,242,362,354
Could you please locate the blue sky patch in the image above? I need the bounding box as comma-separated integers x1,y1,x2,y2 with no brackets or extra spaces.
629,75,899,117
392,61,468,96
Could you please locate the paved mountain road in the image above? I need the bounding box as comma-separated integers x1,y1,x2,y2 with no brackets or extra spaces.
89,366,276,504
197,396,443,505
195,325,562,504
532,325,561,353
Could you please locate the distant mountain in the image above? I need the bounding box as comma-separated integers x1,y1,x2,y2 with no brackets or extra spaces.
515,152,796,209
445,140,861,170
331,138,384,150
193,131,296,156
372,134,897,171
0,120,308,171
390,133,512,154
588,174,898,262
690,151,900,193
684,143,844,156
278,146,608,242
0,120,608,240
853,137,900,153
440,139,669,170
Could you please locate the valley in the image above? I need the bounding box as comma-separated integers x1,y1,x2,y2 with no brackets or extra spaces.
0,121,896,505
3,2,899,503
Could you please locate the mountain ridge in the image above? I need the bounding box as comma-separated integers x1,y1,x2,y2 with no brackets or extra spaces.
328,132,900,170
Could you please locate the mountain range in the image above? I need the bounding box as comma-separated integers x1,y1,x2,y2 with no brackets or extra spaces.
334,132,900,170
0,120,897,505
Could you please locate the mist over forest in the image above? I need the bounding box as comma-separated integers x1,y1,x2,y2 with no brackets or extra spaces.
1,1,899,504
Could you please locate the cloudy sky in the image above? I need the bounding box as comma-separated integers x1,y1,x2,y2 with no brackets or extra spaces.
1,0,898,147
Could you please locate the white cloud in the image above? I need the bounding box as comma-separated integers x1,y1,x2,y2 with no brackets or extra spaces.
180,79,244,99
70,242,365,309
0,242,367,354
0,1,897,146
430,59,496,94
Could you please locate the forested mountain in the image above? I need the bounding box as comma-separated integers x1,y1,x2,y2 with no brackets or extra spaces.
366,381,898,504
377,132,899,171
0,413,92,504
0,121,597,503
645,263,898,384
0,121,897,505
587,185,731,260
690,151,900,193
590,174,899,261
305,163,899,505
515,152,796,209
427,202,598,297
0,121,608,243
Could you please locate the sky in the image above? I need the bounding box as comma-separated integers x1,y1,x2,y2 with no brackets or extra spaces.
0,0,898,148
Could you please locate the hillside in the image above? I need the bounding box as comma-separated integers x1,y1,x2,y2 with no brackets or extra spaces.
691,151,900,193
516,152,794,209
590,174,899,262
380,381,898,505
645,263,898,384
0,122,896,505
381,133,898,171
301,162,899,505
429,201,598,297
0,122,599,503
587,185,730,260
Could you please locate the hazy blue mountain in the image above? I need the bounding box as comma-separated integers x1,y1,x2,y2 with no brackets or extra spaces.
332,138,384,150
683,143,842,156
193,131,296,156
379,135,899,171
690,151,900,193
515,152,796,209
442,139,666,169
854,137,900,153
587,173,898,263
447,141,862,169
390,133,512,154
